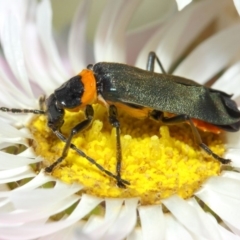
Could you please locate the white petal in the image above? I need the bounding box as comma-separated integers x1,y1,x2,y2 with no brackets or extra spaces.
234,96,240,106
134,23,169,70
23,0,58,94
0,57,31,105
136,0,224,72
218,222,240,240
201,212,240,240
224,221,240,236
138,205,165,240
0,90,37,124
0,166,35,184
0,165,20,181
127,228,143,240
196,184,240,231
175,0,192,10
68,194,103,221
0,142,16,150
0,1,27,22
83,198,124,239
0,110,35,126
225,149,240,169
10,170,56,192
1,195,80,225
174,23,240,83
188,198,227,240
73,227,92,240
0,151,40,170
0,138,27,147
83,216,105,237
68,0,91,72
9,183,82,209
164,214,193,240
103,198,138,240
18,147,36,158
0,198,13,211
225,131,240,149
40,225,81,240
233,0,240,15
0,120,30,138
94,1,140,62
0,134,28,145
36,0,69,83
162,195,221,239
127,0,177,65
0,183,9,192
1,171,50,194
201,176,240,201
1,10,33,98
39,228,70,240
222,171,240,181
0,171,53,199
212,61,240,96
0,194,103,239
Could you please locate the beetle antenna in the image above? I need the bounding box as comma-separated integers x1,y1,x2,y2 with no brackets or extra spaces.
0,107,45,114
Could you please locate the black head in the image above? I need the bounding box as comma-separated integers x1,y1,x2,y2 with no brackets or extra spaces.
54,75,84,109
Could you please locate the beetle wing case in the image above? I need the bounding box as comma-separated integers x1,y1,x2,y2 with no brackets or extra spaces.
93,62,240,131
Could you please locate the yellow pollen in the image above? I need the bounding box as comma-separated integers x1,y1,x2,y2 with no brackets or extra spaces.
28,104,223,205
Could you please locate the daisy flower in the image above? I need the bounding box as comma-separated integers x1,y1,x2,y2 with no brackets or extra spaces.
0,0,240,239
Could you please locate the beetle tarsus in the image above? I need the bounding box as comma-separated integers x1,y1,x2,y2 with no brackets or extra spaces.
45,157,64,173
200,143,231,164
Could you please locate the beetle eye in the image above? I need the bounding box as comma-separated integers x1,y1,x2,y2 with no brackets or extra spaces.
54,75,84,108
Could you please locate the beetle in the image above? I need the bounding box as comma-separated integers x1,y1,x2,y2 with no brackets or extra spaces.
1,52,240,188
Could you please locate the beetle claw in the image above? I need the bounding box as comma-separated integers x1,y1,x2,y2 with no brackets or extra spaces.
45,166,52,173
116,177,130,188
220,158,231,164
117,181,127,189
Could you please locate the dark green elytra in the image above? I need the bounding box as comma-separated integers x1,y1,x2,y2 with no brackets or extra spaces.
93,62,240,131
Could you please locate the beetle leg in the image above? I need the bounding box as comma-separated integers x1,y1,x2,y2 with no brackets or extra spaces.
108,105,128,188
49,130,129,186
45,105,94,173
150,111,231,164
147,51,167,74
46,105,129,187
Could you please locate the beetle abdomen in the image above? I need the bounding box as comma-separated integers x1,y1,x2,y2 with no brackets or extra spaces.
93,62,240,129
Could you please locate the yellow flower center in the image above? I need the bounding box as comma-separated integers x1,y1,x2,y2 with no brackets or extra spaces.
28,104,223,205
